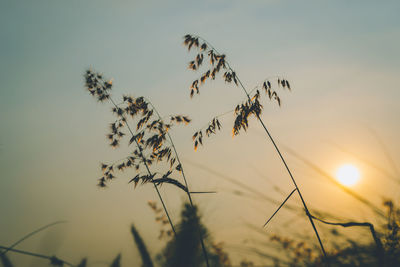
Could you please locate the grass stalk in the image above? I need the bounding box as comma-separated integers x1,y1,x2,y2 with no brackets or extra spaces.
185,35,328,263
0,245,74,267
310,215,384,265
143,98,210,267
130,224,154,267
108,97,176,235
0,220,67,256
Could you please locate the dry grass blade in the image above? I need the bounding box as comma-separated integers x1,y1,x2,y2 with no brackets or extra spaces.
152,177,188,192
182,34,329,264
0,253,13,267
0,245,75,267
263,188,297,228
130,224,154,267
310,214,384,265
109,253,121,267
189,191,217,194
0,221,68,256
184,159,298,211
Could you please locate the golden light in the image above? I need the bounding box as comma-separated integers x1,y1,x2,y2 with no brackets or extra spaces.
336,164,360,186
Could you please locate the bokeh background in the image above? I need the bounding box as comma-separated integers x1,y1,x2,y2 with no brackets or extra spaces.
1,0,399,265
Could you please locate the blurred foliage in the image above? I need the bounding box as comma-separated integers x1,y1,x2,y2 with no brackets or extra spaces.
156,203,231,267
1,200,400,266
264,200,400,267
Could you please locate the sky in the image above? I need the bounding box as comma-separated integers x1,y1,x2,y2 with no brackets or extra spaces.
1,0,400,266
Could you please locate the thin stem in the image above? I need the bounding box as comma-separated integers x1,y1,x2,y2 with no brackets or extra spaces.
0,221,67,256
255,111,329,261
185,159,299,212
0,245,75,267
192,35,329,263
109,98,176,235
310,215,384,265
190,191,217,194
263,188,297,228
143,98,210,267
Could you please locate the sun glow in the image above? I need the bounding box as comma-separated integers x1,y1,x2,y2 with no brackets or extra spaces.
336,164,360,186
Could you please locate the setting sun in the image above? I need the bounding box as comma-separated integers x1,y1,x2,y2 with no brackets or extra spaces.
336,164,361,186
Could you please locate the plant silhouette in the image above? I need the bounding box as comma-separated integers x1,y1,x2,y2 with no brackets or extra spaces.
157,203,231,267
131,224,154,267
181,34,328,262
84,69,190,234
84,69,210,266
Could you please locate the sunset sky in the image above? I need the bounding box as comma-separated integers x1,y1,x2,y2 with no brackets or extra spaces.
1,0,399,266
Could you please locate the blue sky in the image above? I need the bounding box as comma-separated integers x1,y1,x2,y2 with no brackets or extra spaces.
1,0,399,265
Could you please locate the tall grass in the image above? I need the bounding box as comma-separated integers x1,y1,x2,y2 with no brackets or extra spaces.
130,224,154,267
0,254,13,267
0,221,67,257
109,254,121,267
0,245,75,267
0,221,72,266
181,34,328,262
84,70,210,266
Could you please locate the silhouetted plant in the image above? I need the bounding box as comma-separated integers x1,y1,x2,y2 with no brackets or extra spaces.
84,69,192,234
382,200,400,266
0,245,75,267
239,259,255,267
0,220,67,257
84,69,210,266
131,224,154,267
109,254,121,267
0,221,88,267
245,198,400,267
77,258,87,267
309,214,384,265
182,34,328,261
157,203,231,267
0,253,13,267
269,234,318,266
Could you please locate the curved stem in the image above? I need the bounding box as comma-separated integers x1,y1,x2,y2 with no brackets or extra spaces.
256,115,328,260
0,221,67,256
240,74,328,262
109,98,176,235
310,215,384,265
144,98,210,267
191,35,329,263
0,245,75,267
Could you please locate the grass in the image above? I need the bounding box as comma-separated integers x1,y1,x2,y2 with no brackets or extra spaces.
1,35,399,267
84,69,210,266
182,34,328,262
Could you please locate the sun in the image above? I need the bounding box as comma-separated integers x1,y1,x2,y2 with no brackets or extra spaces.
336,164,360,186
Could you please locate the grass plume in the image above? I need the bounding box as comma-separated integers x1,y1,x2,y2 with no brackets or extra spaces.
182,34,328,262
84,69,210,266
